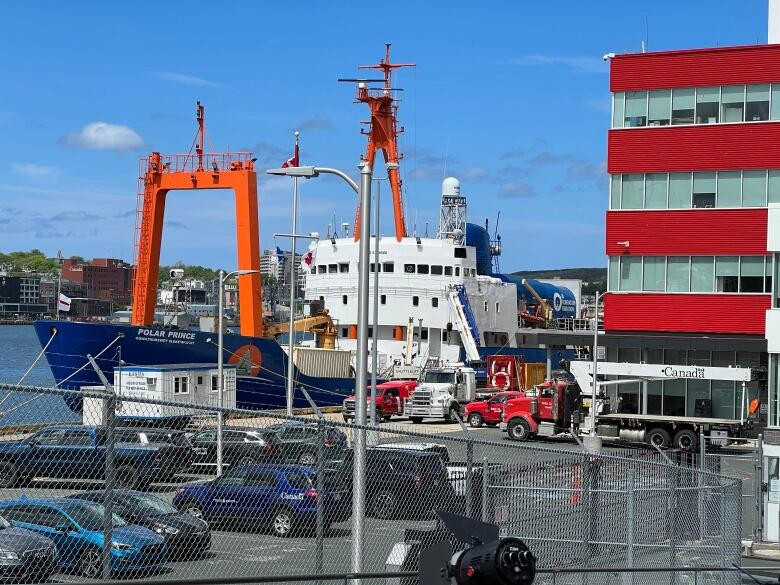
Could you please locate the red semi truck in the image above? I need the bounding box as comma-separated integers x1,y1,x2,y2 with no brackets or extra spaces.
342,380,416,423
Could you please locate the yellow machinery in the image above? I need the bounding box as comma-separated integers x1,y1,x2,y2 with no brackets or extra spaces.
265,310,338,349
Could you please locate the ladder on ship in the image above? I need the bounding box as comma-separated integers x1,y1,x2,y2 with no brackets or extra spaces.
447,285,481,362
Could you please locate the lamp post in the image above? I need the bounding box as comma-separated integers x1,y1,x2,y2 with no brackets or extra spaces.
266,162,372,578
589,291,606,437
217,268,259,477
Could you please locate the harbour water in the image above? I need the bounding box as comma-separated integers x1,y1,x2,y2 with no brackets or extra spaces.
0,326,77,426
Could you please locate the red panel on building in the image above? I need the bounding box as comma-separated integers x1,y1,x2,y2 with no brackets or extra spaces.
608,123,780,173
605,209,768,256
603,293,770,335
610,45,780,92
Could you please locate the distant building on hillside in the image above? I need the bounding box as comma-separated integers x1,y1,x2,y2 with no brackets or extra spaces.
61,258,134,306
0,275,48,318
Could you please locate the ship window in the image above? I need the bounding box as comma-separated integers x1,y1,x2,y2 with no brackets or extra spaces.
496,302,500,313
746,84,770,121
442,330,448,341
328,264,338,273
421,328,428,341
369,263,376,272
695,87,719,124
317,266,326,274
455,267,460,276
342,295,348,305
339,263,349,273
444,266,453,276
431,265,443,275
319,296,324,302
381,294,386,305
412,296,419,306
454,247,467,258
432,297,438,308
672,88,695,125
383,262,394,273
368,327,373,337
342,327,348,337
404,264,416,274
484,301,489,312
417,264,429,274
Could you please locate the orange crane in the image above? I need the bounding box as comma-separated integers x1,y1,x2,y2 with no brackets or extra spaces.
344,44,415,242
130,102,264,337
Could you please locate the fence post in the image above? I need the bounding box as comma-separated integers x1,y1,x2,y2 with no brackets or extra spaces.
316,417,325,584
755,434,763,542
465,437,474,518
624,474,635,585
698,428,706,542
481,456,489,523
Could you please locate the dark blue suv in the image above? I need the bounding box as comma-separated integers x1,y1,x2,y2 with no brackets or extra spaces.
172,464,349,537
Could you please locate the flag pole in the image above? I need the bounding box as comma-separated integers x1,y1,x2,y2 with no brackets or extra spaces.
55,251,63,321
285,131,300,416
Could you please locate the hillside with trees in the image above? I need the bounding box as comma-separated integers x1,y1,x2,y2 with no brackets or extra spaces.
512,267,607,295
0,250,60,275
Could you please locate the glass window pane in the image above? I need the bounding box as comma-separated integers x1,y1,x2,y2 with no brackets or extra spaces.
610,175,621,209
746,84,770,121
717,171,741,207
691,256,714,292
716,255,739,292
619,256,642,291
609,257,619,292
645,173,667,208
712,381,736,419
769,170,780,203
624,91,648,127
666,257,690,292
669,173,692,208
687,379,710,417
742,170,767,207
642,256,665,291
672,88,695,125
693,172,716,208
648,90,671,126
740,256,765,292
612,93,624,128
772,84,780,120
721,85,744,122
663,379,686,416
696,87,720,124
621,174,644,209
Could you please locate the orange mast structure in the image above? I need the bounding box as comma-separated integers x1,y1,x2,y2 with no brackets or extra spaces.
131,102,264,337
350,44,415,241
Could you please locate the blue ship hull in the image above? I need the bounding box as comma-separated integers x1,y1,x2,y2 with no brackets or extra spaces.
33,320,356,412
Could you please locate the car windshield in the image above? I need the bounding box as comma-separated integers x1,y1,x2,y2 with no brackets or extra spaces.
123,495,178,516
422,372,455,384
66,503,126,530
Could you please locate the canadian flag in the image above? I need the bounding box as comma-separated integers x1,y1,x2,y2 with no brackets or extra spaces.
301,250,314,273
58,293,72,312
281,133,300,168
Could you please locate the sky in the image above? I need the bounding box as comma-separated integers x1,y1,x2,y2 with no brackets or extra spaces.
0,1,771,272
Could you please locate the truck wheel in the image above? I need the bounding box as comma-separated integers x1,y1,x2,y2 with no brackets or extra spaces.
673,429,698,451
410,417,423,424
375,409,384,424
447,406,460,423
115,465,141,490
0,462,19,488
383,414,392,422
647,428,671,449
270,506,298,537
342,415,351,423
507,418,532,441
468,413,484,428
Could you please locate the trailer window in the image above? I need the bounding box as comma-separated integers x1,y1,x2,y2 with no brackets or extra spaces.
174,376,189,395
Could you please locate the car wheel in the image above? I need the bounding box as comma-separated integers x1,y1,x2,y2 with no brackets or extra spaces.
448,406,460,423
342,415,351,423
270,507,297,537
507,418,532,441
369,489,398,519
181,500,205,520
375,409,384,424
79,547,102,578
647,428,672,449
673,429,698,451
468,412,484,428
115,465,141,490
383,415,392,422
410,417,423,424
0,461,19,488
297,452,317,466
237,456,256,466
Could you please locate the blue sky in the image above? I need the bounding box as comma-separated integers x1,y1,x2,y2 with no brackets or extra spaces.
0,1,770,272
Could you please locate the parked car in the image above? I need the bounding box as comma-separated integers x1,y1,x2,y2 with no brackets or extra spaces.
114,428,193,471
172,464,350,537
189,422,347,469
342,380,416,423
0,425,188,489
67,490,210,559
333,448,456,519
0,513,57,583
0,498,167,578
462,391,524,427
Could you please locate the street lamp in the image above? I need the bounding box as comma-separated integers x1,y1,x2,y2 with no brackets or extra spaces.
267,162,372,577
217,268,260,477
589,291,606,440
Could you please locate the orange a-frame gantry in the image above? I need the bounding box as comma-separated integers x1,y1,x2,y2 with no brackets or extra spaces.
351,44,415,242
131,102,264,338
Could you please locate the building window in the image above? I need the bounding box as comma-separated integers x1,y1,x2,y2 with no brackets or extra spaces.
642,256,665,291
666,257,690,292
339,263,349,273
417,264,429,275
618,256,641,291
431,265,443,275
739,257,765,293
715,256,739,292
608,257,619,291
621,174,644,209
404,264,416,274
671,88,695,125
645,173,667,209
342,295,348,305
197,376,203,385
383,262,394,273
721,85,745,122
612,92,624,128
690,256,715,292
747,84,770,121
174,376,189,395
624,91,647,127
717,171,741,207
695,87,719,124
444,266,453,276
412,296,419,306
432,297,438,307
648,89,671,126
610,175,621,209
211,375,218,392
743,170,767,207
381,294,386,305
692,172,716,208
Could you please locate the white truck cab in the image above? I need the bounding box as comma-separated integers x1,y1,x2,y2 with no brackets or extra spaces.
404,366,476,423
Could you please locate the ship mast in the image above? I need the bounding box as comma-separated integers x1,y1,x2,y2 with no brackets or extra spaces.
347,44,415,242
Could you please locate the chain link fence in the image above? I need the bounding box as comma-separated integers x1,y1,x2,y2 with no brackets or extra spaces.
0,382,743,584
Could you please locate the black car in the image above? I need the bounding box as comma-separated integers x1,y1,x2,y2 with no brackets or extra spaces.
67,490,210,559
115,427,193,474
333,448,456,520
261,422,348,465
0,514,57,582
189,428,275,470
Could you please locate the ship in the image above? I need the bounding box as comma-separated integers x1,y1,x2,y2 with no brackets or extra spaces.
34,46,577,413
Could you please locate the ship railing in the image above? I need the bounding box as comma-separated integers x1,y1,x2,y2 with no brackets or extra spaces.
140,152,254,174
551,317,595,332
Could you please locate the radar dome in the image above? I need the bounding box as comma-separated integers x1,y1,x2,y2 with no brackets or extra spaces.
442,177,460,197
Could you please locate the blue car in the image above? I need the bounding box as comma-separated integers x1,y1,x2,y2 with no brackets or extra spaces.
173,464,350,537
0,498,167,578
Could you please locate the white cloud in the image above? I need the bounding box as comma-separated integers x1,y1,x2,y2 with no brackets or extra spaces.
154,71,222,87
509,55,606,74
11,163,59,178
60,122,144,152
